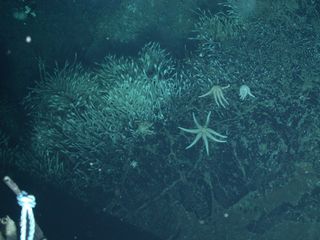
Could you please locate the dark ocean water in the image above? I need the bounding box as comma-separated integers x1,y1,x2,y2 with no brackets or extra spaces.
1,0,320,240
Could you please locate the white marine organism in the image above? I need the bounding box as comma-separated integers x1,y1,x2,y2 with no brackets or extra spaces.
178,112,227,156
239,84,255,100
129,160,139,168
199,84,230,108
13,5,36,21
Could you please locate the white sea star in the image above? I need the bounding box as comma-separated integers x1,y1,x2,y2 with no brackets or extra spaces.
178,112,227,156
199,84,230,108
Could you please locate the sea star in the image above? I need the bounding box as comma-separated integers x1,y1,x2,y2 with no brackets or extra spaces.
178,112,227,156
199,84,230,108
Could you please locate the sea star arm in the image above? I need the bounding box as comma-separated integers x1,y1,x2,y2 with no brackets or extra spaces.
202,135,210,155
206,128,227,139
205,111,211,127
192,113,202,128
199,89,213,98
217,91,229,108
214,91,221,107
186,133,202,149
248,92,255,98
206,131,227,143
178,127,200,134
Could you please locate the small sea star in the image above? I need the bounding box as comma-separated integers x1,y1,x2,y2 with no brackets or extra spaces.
178,112,227,156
